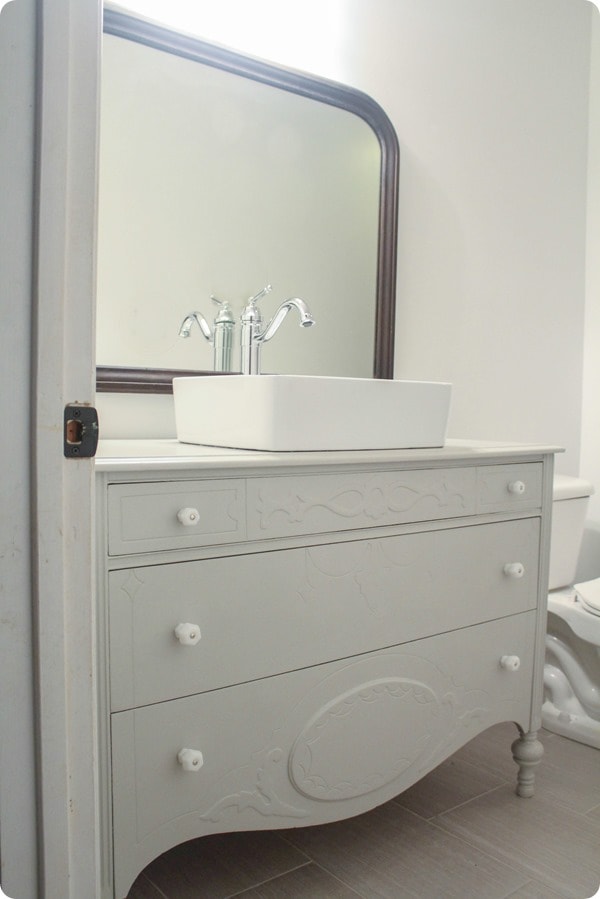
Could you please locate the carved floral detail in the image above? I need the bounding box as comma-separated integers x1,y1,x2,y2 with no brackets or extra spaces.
256,475,466,530
120,569,145,600
289,678,441,801
440,680,489,728
224,490,243,529
199,748,308,823
197,664,491,821
387,481,467,515
297,540,419,617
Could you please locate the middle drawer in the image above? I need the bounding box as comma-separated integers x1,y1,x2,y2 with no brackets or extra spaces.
108,517,540,711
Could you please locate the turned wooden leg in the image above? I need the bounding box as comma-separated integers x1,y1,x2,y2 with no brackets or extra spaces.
511,728,544,798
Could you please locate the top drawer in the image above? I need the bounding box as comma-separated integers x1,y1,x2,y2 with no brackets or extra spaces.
107,480,246,555
105,462,543,554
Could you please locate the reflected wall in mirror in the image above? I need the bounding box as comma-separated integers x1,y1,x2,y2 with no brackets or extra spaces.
96,9,398,393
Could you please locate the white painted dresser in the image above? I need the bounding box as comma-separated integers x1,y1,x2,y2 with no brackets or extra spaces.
95,439,558,898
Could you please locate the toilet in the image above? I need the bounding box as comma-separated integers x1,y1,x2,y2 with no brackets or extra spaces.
543,475,600,749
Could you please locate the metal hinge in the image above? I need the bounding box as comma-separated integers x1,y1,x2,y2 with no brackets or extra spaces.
64,404,99,458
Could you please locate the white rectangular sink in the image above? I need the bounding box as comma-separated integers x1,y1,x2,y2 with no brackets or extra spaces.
173,375,451,452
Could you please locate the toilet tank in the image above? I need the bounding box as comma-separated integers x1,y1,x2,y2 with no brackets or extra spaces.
549,475,594,589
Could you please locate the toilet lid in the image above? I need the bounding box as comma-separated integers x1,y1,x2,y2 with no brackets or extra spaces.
575,579,600,616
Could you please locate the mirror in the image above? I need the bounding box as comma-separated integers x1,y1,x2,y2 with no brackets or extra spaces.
96,9,398,393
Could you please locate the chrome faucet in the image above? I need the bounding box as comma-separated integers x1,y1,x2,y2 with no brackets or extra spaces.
178,296,235,372
240,286,315,375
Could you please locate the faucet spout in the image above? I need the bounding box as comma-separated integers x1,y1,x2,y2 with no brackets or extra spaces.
178,312,213,342
179,301,235,372
261,298,315,343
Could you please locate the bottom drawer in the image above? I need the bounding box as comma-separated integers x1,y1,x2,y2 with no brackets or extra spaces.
111,611,536,898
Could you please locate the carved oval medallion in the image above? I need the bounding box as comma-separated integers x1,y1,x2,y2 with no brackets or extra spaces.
289,677,443,801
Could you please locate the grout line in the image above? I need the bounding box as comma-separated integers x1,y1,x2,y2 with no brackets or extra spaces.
388,797,432,822
425,811,534,896
392,777,512,822
546,799,600,820
274,833,385,898
225,860,313,898
324,866,369,898
503,880,560,899
427,783,600,896
141,873,171,899
428,782,511,820
430,782,512,829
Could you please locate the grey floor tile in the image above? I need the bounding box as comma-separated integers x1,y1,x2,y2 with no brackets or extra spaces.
535,732,600,814
436,783,600,899
232,862,362,898
140,831,309,899
126,873,168,899
394,754,507,818
449,721,524,781
283,801,528,899
505,880,570,898
587,804,600,822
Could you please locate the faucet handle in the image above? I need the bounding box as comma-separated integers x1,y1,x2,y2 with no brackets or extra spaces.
247,284,272,305
210,295,235,325
210,294,230,310
241,285,273,325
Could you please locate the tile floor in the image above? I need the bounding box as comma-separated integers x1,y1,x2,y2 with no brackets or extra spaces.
127,723,600,899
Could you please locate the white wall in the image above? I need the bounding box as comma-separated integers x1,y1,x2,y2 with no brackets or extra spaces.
336,0,590,473
579,4,600,580
101,0,593,478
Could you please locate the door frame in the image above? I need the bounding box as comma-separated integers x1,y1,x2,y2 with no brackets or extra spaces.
32,0,102,895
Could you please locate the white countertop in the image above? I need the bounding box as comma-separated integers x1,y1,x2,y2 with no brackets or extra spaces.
95,438,563,472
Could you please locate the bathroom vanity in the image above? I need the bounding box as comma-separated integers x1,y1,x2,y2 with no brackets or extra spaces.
95,439,557,898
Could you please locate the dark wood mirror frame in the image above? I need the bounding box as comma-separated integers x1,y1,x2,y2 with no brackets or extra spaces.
97,8,399,394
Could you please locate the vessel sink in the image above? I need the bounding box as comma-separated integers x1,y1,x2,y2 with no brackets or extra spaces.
173,375,451,452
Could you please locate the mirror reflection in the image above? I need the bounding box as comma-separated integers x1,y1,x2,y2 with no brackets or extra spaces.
96,11,398,391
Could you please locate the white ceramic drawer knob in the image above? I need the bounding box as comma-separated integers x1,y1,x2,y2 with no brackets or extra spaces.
500,654,521,671
507,480,526,495
174,622,201,646
503,562,525,579
177,748,204,771
177,507,200,527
